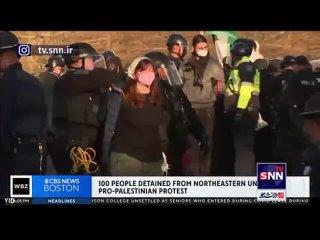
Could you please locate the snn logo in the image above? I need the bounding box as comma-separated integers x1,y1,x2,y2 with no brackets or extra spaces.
260,166,284,180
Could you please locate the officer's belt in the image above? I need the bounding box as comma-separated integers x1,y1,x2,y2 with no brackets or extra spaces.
13,136,41,145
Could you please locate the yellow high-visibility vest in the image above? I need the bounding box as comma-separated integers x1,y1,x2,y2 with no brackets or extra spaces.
226,56,260,109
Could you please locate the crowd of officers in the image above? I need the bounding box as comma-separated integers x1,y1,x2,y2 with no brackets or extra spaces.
1,31,320,197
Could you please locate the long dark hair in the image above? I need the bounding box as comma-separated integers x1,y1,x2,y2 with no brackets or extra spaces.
123,59,160,108
192,34,208,48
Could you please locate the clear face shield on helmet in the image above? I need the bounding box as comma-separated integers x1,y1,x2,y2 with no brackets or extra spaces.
92,54,107,69
163,60,184,87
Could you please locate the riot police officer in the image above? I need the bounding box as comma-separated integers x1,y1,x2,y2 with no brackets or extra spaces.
145,51,208,175
166,34,188,75
101,50,127,88
0,31,47,196
224,41,261,176
38,55,65,174
280,55,320,174
39,55,65,129
296,93,320,197
52,42,122,175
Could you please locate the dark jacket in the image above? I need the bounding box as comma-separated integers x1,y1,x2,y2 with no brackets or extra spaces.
0,63,46,149
111,94,163,163
159,79,206,174
295,144,320,197
0,63,47,196
38,71,60,131
183,55,225,108
53,68,121,147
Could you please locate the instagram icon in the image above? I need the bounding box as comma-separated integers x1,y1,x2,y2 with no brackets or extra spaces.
17,44,31,56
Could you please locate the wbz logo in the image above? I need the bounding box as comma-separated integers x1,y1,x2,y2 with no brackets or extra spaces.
10,176,32,198
257,163,286,190
259,166,285,181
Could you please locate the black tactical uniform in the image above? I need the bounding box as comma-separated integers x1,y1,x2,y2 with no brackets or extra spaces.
0,31,47,197
166,34,188,76
253,59,275,163
52,42,122,175
272,56,297,171
101,50,127,89
39,55,65,130
282,66,320,174
296,93,320,197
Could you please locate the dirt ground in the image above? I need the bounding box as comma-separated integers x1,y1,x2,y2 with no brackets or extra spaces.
12,31,320,75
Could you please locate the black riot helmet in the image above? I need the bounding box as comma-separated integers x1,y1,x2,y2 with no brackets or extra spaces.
145,51,183,86
280,55,297,70
101,50,123,73
167,34,188,58
230,42,252,57
101,50,116,61
144,51,168,69
233,38,256,53
45,55,65,69
0,31,19,51
63,42,98,66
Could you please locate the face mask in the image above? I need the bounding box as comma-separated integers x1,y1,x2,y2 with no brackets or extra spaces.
196,49,208,57
136,71,155,86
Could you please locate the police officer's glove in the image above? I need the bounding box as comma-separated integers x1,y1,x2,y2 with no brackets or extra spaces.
255,113,269,131
198,134,209,157
233,108,245,122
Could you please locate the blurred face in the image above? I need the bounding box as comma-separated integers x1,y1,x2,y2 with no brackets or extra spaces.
171,44,188,59
0,49,19,70
303,119,320,145
296,64,312,72
195,42,208,57
157,66,167,80
107,62,118,72
84,57,95,70
52,66,65,76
